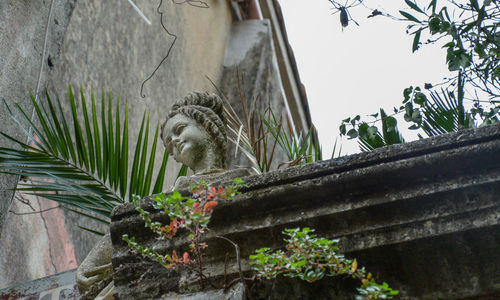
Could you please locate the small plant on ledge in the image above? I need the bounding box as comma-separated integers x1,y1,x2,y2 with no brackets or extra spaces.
123,178,244,290
249,227,399,300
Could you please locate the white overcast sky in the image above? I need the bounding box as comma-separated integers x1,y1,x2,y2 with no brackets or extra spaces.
280,1,453,156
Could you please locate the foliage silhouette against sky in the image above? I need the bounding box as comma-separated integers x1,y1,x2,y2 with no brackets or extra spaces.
281,1,458,155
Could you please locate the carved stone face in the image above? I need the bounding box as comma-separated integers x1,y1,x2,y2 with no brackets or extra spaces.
163,114,212,173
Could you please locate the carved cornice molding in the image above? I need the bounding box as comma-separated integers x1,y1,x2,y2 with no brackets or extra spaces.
111,124,500,299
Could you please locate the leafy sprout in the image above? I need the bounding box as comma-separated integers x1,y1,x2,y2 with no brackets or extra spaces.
250,227,399,300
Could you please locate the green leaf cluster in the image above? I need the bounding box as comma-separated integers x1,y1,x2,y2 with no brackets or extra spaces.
340,85,499,151
250,227,398,299
122,235,169,267
123,179,243,289
400,0,499,98
332,1,499,153
0,88,170,224
340,109,405,152
125,189,216,273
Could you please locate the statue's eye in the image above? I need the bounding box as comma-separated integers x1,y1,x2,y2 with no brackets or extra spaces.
175,124,186,135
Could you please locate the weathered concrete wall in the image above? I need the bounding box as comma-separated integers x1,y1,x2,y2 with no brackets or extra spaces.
0,0,234,289
110,124,500,299
0,0,76,237
220,20,289,171
45,0,233,267
0,0,76,289
0,190,78,289
47,0,233,188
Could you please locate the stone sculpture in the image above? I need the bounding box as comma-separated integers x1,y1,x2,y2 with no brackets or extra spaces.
161,91,249,190
76,234,113,299
161,91,227,174
76,91,248,298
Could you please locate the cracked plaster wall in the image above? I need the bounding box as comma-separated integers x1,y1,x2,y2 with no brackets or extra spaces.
0,0,76,236
0,0,233,288
0,190,77,289
0,0,77,288
46,0,233,266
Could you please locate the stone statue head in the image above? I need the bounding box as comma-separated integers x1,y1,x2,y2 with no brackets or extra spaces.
161,92,227,174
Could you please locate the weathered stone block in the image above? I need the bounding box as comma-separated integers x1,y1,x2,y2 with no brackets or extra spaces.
220,20,290,170
111,124,500,299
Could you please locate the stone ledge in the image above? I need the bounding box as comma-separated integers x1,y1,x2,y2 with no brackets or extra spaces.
111,124,500,299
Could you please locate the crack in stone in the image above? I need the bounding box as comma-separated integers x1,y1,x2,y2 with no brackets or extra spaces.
37,197,57,274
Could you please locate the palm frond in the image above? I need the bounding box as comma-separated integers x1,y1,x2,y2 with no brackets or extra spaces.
356,109,404,152
356,120,384,152
380,109,405,145
421,88,474,136
0,87,172,223
78,225,106,236
356,88,474,152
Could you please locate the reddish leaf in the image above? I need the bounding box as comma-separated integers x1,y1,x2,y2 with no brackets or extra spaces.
192,202,201,214
183,252,190,263
203,201,218,213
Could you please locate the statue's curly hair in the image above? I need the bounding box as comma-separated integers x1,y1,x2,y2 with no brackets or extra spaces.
161,92,227,168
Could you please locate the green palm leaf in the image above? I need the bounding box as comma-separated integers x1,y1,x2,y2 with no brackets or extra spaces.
357,109,405,152
0,87,172,224
357,122,385,152
380,109,405,145
421,89,473,136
